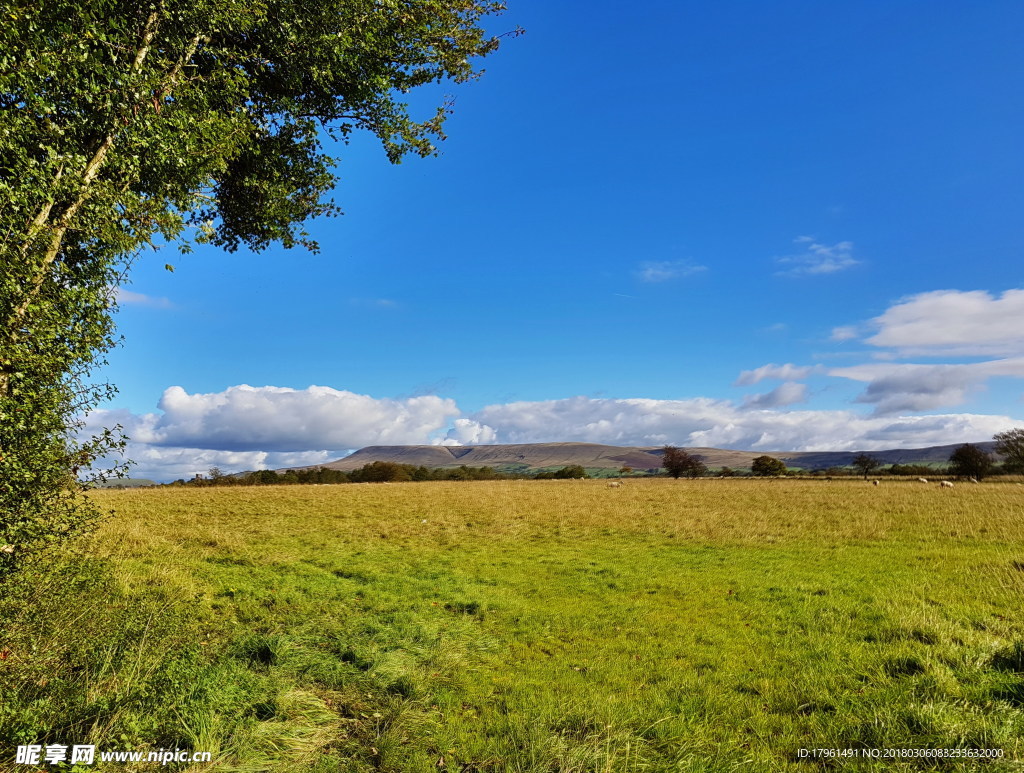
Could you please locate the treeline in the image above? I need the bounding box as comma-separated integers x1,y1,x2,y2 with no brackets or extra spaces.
163,461,601,487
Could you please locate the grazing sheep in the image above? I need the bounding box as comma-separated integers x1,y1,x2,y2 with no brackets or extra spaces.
872,480,879,486
969,477,979,484
917,478,929,484
607,481,622,488
940,480,954,488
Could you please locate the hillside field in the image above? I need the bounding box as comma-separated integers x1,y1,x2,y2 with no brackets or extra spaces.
3,480,1024,771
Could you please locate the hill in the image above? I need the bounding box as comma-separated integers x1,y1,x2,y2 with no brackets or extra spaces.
89,477,158,488
280,441,1000,474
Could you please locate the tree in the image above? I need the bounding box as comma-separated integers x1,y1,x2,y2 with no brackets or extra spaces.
553,465,588,479
851,453,881,480
750,455,787,477
994,428,1024,474
0,1,512,574
661,446,708,479
948,444,993,480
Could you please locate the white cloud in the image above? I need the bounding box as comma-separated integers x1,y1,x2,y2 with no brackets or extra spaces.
742,382,808,408
636,260,707,283
84,385,461,480
830,326,859,341
829,358,1024,415
84,382,1024,481
735,363,824,385
435,418,498,446
863,289,1024,356
776,237,859,276
116,447,334,483
113,287,173,309
145,385,459,451
466,396,1020,452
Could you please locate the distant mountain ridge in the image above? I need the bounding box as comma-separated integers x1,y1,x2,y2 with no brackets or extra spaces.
280,441,1000,474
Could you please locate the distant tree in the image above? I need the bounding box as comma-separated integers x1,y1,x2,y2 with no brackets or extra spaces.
751,455,787,477
254,470,280,485
661,446,707,479
619,466,634,477
208,466,224,481
553,465,588,479
994,428,1024,474
851,453,881,480
353,461,412,483
889,463,935,478
948,444,993,480
719,466,736,478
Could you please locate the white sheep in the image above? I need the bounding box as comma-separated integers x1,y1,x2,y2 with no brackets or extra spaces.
917,478,929,484
607,481,622,489
872,480,879,486
940,480,954,488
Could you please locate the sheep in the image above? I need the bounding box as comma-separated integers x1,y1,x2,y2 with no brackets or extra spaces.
969,477,979,484
872,480,879,486
940,480,954,488
917,478,929,484
607,481,622,489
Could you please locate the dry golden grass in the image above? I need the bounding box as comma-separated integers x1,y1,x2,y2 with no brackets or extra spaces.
92,477,1024,554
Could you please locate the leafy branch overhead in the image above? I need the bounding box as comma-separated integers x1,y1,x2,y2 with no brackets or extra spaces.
1,0,514,258
0,0,514,573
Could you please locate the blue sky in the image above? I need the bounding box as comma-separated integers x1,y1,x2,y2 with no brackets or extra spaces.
92,1,1024,480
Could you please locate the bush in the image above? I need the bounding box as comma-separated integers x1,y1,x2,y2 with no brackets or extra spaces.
751,456,787,476
553,465,588,479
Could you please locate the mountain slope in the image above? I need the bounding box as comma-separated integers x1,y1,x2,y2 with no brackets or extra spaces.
281,441,999,473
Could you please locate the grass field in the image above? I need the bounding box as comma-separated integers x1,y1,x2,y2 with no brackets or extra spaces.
2,479,1024,771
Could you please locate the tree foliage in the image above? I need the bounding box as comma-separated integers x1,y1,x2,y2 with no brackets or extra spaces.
948,444,993,481
661,446,707,479
994,428,1024,474
554,465,589,480
851,453,881,480
750,455,787,477
0,0,512,574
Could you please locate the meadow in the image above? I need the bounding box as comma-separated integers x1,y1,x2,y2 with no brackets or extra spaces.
2,479,1023,772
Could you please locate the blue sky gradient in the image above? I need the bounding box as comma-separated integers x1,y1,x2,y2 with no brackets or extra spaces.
94,1,1024,480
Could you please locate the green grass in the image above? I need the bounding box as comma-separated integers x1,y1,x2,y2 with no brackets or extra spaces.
2,479,1024,771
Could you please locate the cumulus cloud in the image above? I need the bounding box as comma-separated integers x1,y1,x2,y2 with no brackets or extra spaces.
862,289,1024,356
742,382,808,409
776,237,859,277
84,382,1024,481
735,363,825,385
146,385,459,451
465,396,1019,452
829,358,1024,415
435,418,498,446
84,385,461,480
636,260,707,283
116,447,333,483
